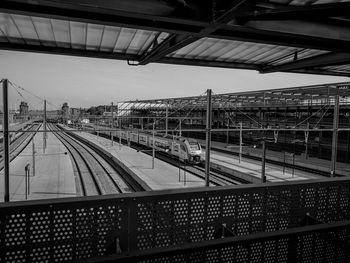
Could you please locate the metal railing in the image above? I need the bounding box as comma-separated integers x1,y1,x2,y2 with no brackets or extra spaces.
1,178,350,262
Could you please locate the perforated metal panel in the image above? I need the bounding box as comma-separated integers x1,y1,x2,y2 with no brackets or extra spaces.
128,225,350,263
0,178,350,262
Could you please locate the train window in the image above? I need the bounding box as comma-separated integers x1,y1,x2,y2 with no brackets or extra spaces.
189,142,200,151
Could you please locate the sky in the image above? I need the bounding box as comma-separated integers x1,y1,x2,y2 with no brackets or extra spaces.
0,49,349,110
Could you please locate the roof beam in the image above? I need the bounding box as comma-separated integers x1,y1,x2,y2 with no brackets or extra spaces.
262,52,350,73
138,34,197,65
158,57,260,70
2,0,350,53
238,2,350,22
0,41,139,61
139,0,253,65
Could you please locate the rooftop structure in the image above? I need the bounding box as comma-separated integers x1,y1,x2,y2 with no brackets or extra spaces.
1,0,350,76
118,82,350,116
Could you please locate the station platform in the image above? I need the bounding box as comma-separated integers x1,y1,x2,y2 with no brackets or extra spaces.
197,139,350,178
0,126,76,202
203,149,320,183
71,130,212,190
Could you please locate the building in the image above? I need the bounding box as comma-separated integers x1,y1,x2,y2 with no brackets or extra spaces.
19,101,29,116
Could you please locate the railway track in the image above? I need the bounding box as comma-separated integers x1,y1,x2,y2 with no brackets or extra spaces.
49,124,142,196
0,124,40,170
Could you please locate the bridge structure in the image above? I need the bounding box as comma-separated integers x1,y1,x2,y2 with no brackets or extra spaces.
1,0,350,262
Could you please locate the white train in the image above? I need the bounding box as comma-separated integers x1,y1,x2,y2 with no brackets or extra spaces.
83,124,202,164
130,131,202,164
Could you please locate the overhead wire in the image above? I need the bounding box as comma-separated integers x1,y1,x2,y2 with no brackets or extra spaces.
8,80,60,109
211,91,263,128
293,103,329,128
143,91,208,130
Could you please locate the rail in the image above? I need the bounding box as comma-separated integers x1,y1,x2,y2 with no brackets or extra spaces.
0,177,350,262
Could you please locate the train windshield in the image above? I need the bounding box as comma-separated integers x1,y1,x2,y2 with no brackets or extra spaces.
189,142,200,151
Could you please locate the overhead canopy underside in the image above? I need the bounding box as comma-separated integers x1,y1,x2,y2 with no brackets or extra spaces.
1,0,350,76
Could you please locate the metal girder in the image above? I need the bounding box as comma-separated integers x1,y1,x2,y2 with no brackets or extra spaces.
138,34,197,65
262,52,350,73
244,20,350,42
139,0,252,65
159,57,260,70
1,0,350,75
0,41,139,60
238,2,350,22
1,1,350,53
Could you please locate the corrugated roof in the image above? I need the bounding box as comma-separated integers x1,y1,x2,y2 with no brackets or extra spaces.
0,0,350,76
0,13,169,55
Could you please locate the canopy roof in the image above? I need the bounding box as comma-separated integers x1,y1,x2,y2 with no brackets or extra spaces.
1,0,350,76
120,82,350,111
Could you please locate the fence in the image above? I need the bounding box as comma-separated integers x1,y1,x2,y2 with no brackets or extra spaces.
1,177,350,262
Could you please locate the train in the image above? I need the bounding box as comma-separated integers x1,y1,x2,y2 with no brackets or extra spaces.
82,124,203,164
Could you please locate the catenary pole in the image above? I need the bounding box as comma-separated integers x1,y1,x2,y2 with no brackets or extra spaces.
205,89,212,187
2,79,10,202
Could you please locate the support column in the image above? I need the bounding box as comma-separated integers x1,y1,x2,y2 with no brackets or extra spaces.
239,122,242,163
179,118,182,137
205,89,212,187
330,95,340,177
2,79,10,202
43,100,47,153
165,103,168,135
261,140,266,183
111,102,114,145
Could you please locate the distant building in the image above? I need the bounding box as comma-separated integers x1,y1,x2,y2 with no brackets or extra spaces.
62,103,69,116
19,101,29,116
62,102,69,123
70,108,81,117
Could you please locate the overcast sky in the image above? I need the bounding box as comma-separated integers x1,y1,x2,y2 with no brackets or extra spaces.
1,50,349,110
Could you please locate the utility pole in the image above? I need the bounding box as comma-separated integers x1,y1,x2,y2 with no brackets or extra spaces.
111,102,114,145
152,122,155,169
119,118,122,149
239,122,242,163
305,122,309,159
226,118,229,146
261,140,266,183
32,140,36,177
205,89,212,187
2,79,10,202
179,118,182,137
43,100,47,153
165,103,168,135
330,95,340,177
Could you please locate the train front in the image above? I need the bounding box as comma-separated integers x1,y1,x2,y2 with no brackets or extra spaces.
185,139,202,164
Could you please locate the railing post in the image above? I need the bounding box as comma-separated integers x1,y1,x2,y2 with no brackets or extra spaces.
2,79,10,202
